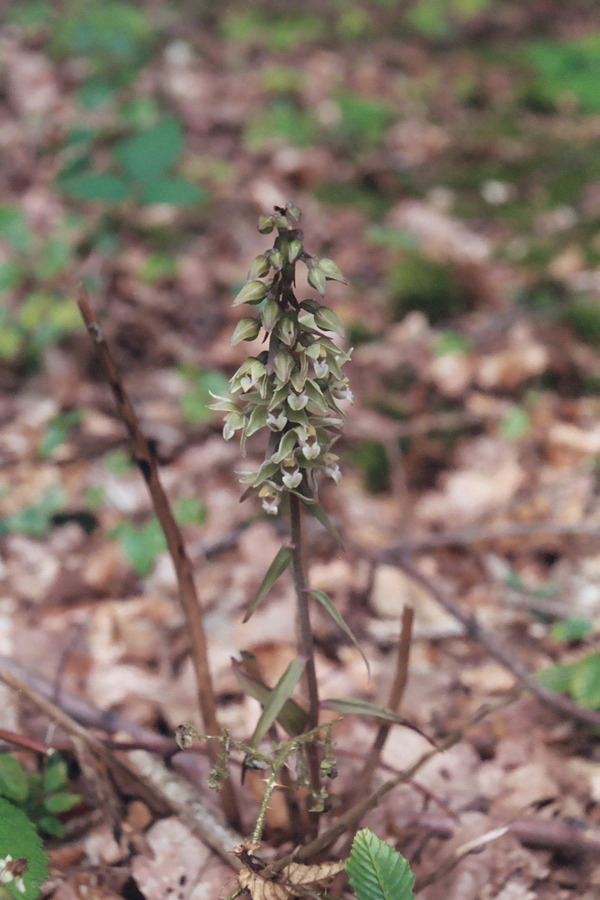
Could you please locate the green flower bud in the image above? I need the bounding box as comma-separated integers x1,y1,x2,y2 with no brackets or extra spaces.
269,250,284,270
318,258,346,283
286,204,301,223
260,298,280,333
249,254,270,279
233,280,268,306
231,317,261,345
314,305,344,336
273,349,294,383
307,265,326,296
258,216,274,234
288,239,303,263
277,316,297,347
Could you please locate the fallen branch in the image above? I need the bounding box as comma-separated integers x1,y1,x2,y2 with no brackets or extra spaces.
77,288,240,829
392,554,600,730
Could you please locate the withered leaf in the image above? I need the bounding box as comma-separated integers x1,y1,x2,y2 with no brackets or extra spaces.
238,860,346,899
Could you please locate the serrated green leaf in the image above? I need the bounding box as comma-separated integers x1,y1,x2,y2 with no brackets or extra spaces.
113,118,184,182
321,698,402,723
346,829,414,900
0,797,49,900
242,545,293,623
232,658,308,736
0,756,29,805
308,590,369,676
60,172,131,202
247,658,306,748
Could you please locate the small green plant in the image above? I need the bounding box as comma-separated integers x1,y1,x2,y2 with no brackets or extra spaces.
0,487,66,539
538,652,600,710
59,118,207,207
0,752,80,841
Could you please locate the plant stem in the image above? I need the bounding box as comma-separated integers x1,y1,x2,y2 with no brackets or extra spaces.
289,493,321,820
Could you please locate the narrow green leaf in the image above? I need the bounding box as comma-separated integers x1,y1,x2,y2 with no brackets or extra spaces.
232,658,308,736
308,590,370,676
321,697,402,722
42,754,68,795
346,829,414,900
304,499,343,546
242,545,293,622
247,658,306,748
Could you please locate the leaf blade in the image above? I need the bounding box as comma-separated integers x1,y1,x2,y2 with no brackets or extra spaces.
247,658,306,748
307,590,370,676
346,829,415,900
242,544,293,622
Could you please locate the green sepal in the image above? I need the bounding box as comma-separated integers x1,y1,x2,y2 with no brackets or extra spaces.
307,265,326,296
242,544,294,622
231,317,261,345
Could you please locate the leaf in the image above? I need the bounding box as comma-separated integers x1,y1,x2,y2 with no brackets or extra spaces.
238,859,345,900
174,496,207,526
303,499,344,546
242,545,293,623
346,829,414,900
60,172,131,202
43,792,80,814
0,798,49,900
42,755,68,795
139,177,208,206
247,658,306,748
570,652,600,709
232,659,308,736
0,756,28,805
113,518,167,576
113,118,184,182
321,697,403,722
307,590,370,676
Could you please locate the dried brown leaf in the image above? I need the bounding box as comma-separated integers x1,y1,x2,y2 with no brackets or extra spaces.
238,860,345,899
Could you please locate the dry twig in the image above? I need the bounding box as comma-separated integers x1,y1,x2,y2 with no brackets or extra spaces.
77,288,241,829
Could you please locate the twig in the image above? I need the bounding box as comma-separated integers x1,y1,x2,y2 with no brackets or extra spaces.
393,555,600,730
382,518,600,553
77,288,241,830
0,663,244,868
290,494,321,830
356,605,414,799
414,823,511,892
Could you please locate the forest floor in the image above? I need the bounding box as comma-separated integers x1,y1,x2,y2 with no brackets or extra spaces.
1,2,600,898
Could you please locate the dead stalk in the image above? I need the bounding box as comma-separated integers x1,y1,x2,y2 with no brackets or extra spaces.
77,288,241,830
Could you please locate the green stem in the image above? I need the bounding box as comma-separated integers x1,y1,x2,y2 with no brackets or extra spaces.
289,493,321,820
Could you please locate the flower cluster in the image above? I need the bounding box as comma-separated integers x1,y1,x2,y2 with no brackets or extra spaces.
211,204,352,516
